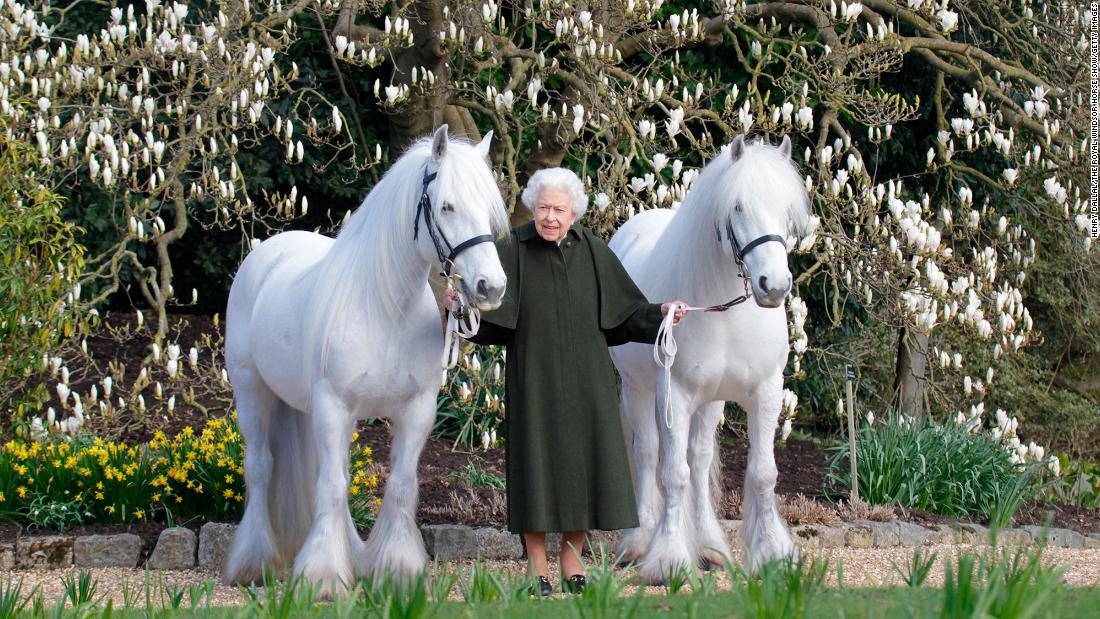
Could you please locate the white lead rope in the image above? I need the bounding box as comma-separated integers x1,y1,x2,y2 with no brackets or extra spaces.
442,277,481,377
444,300,480,370
653,303,709,430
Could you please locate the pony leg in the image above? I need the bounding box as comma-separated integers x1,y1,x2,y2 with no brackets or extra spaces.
223,366,282,584
741,375,797,571
688,401,732,569
356,391,433,581
617,385,660,565
638,387,697,585
292,379,356,598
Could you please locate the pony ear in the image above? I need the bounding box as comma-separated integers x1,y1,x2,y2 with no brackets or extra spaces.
729,135,746,163
431,124,450,162
475,130,494,163
778,135,792,159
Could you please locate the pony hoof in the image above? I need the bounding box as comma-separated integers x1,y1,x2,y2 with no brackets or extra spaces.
699,548,730,570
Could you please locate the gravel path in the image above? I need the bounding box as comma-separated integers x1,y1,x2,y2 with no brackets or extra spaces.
5,544,1100,607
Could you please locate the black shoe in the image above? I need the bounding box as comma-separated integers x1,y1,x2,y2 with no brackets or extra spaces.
562,574,586,594
529,575,552,597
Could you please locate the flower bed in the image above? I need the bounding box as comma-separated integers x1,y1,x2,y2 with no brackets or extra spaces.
0,415,380,529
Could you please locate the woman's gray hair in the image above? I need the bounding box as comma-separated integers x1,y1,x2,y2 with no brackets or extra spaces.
521,167,588,218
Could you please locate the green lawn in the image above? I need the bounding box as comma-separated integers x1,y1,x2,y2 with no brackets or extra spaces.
84,587,1100,618
4,546,1093,618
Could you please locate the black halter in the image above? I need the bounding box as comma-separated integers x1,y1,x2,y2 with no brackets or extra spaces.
413,169,496,277
710,216,787,309
724,217,787,264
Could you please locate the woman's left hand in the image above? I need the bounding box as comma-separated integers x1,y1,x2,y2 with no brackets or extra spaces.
443,287,460,312
661,301,688,325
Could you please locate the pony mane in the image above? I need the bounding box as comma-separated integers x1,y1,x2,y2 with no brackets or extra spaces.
301,136,508,385
648,138,813,304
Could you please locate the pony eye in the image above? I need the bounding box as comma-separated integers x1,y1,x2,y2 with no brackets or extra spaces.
735,204,743,213
441,202,455,213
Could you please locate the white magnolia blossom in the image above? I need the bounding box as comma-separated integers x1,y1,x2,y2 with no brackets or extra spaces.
937,9,959,32
665,107,684,138
593,193,611,211
843,2,863,22
572,104,585,134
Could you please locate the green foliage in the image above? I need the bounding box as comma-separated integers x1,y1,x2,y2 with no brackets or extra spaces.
22,494,90,531
61,571,99,608
459,560,507,605
571,550,644,619
726,555,830,619
0,549,1083,617
426,561,458,607
893,549,938,588
1043,455,1100,509
940,545,1063,619
687,570,720,597
664,565,692,595
0,129,87,419
450,458,505,489
0,575,34,619
241,570,322,619
826,412,1046,525
356,571,438,619
989,352,1100,460
435,347,506,449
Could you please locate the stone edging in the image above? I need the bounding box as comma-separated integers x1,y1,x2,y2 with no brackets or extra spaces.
3,520,1098,571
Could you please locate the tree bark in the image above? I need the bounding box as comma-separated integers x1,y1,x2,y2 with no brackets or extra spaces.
893,327,929,419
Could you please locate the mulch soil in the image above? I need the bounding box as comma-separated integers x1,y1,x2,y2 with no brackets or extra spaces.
3,312,1098,546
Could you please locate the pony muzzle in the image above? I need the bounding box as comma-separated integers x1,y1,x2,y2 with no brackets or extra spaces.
750,271,791,308
460,274,505,310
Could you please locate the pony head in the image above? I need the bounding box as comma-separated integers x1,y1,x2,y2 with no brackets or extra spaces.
714,134,815,307
418,125,509,310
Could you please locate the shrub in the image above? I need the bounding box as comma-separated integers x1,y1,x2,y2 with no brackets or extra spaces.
0,415,379,527
1043,455,1100,509
826,412,1049,526
435,347,505,449
0,128,88,421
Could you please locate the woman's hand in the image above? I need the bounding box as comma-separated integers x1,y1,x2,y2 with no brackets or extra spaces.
661,301,688,325
443,287,460,312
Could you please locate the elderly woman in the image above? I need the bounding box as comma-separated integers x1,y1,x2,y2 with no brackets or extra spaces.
449,167,685,596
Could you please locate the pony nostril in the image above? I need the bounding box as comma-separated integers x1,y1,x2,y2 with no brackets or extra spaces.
476,278,489,298
758,275,768,291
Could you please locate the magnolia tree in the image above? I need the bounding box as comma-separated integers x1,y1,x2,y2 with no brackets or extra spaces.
327,0,1093,446
0,0,378,338
2,1,1094,454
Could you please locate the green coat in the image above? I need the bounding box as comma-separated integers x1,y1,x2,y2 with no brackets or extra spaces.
469,221,663,534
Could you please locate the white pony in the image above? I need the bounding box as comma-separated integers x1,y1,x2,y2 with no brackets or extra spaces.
222,126,509,595
609,135,816,583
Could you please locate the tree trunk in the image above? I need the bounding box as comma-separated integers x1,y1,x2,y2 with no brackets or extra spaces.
893,327,929,419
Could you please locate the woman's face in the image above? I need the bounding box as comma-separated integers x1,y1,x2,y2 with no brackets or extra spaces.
533,187,576,243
